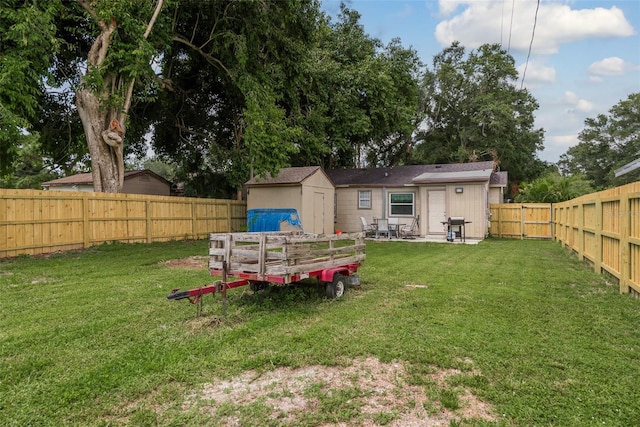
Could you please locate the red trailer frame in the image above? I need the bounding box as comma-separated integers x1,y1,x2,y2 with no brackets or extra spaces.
166,262,361,304
167,231,365,305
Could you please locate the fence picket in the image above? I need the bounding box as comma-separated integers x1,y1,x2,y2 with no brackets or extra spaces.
0,189,246,258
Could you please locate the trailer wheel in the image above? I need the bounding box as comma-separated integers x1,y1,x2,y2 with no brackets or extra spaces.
326,273,346,299
249,281,269,292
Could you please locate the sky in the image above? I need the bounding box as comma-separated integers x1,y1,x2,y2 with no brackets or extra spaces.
321,0,640,164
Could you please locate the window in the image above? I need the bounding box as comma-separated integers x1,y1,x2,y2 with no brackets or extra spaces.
358,190,372,209
389,193,414,216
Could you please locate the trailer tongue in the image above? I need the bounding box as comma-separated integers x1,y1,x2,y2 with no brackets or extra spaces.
167,231,365,305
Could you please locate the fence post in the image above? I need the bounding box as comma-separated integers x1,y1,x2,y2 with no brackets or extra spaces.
577,202,584,261
619,193,630,293
145,200,152,243
226,200,232,232
551,205,556,241
594,198,603,274
191,199,197,239
83,193,90,249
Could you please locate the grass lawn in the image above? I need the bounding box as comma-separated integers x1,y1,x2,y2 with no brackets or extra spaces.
1,238,639,426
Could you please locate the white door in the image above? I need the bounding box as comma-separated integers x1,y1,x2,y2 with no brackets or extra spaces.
428,190,446,234
313,192,324,234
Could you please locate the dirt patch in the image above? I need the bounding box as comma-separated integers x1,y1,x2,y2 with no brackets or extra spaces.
182,357,496,426
160,256,208,270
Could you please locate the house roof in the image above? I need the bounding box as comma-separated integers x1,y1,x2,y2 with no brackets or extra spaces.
245,166,332,186
412,168,493,184
325,161,502,187
42,170,171,187
490,171,508,186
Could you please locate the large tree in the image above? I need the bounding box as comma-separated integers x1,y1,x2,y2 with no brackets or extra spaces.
131,0,321,198
2,1,422,196
559,93,640,189
73,1,166,192
305,6,422,168
412,42,545,183
1,1,168,192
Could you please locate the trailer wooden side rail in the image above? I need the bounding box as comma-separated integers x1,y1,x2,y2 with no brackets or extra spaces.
167,231,366,304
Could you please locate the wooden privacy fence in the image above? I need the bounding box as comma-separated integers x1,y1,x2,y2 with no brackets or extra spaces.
554,181,640,295
0,189,247,258
489,203,553,239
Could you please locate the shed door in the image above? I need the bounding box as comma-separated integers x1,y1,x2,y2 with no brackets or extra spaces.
428,190,446,234
313,192,324,234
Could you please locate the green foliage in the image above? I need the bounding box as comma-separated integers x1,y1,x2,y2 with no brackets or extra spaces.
412,42,545,183
0,1,60,172
308,7,422,168
514,171,594,203
0,134,61,188
559,92,640,189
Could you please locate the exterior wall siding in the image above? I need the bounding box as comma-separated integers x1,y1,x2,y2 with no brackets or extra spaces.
300,172,335,234
336,183,489,238
446,183,488,239
122,175,170,196
335,186,421,234
247,186,301,213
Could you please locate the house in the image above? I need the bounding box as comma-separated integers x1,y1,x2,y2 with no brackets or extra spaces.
326,161,507,240
245,166,335,235
42,170,173,196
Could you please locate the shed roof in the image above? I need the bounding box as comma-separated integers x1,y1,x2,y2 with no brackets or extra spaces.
245,166,332,186
326,161,499,187
42,170,171,187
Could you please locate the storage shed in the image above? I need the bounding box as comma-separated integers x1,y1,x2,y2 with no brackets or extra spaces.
245,166,335,235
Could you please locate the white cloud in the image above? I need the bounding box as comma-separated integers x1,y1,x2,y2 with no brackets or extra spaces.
588,56,632,76
551,134,579,148
517,61,556,88
438,0,464,17
434,1,635,54
561,91,593,113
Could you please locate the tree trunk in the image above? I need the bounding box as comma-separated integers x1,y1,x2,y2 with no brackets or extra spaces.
74,1,163,193
76,87,124,193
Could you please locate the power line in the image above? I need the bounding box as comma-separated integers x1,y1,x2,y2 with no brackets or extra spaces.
507,0,515,53
500,0,505,46
520,0,541,90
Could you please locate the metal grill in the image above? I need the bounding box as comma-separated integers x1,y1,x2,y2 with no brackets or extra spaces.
447,217,467,242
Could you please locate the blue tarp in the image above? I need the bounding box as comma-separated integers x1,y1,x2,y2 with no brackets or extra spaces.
247,208,303,232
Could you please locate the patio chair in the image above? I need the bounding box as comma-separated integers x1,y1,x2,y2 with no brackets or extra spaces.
376,218,391,239
400,215,419,239
388,217,399,238
360,216,376,237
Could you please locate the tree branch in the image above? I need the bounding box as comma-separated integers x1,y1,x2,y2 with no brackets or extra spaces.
144,0,164,39
76,0,98,22
172,34,232,80
123,0,165,117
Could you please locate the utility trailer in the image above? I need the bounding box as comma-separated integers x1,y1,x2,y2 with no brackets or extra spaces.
167,231,366,304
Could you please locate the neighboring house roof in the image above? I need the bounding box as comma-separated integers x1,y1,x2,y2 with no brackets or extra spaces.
490,171,508,186
245,166,333,186
326,161,501,187
42,170,172,188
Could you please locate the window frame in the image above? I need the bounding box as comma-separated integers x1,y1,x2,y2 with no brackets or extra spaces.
388,192,415,217
358,190,372,210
